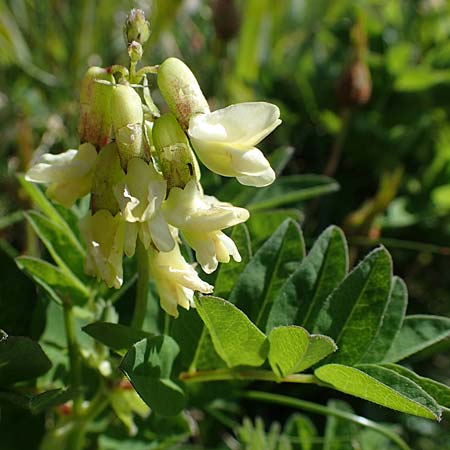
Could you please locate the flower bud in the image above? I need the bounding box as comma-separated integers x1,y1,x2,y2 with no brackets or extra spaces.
90,143,125,214
78,66,114,149
110,84,144,168
128,41,143,63
153,112,200,190
157,58,210,130
123,9,151,45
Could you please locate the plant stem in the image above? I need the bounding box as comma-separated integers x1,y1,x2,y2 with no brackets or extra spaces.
62,302,83,414
131,239,149,329
180,368,321,384
68,387,110,450
243,391,412,450
323,107,351,177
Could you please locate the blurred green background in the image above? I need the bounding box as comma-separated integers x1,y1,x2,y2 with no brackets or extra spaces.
1,0,450,448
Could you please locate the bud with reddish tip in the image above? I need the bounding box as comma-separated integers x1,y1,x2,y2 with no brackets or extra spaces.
152,112,200,190
78,66,114,149
157,58,210,130
110,84,144,168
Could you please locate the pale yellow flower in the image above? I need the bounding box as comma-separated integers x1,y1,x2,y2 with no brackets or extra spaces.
113,158,174,256
150,239,213,317
163,180,249,273
25,143,97,207
188,102,281,187
79,210,125,289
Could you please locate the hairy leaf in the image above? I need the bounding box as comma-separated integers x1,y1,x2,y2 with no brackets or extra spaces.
195,296,268,368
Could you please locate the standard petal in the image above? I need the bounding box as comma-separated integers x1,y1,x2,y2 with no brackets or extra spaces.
188,102,281,148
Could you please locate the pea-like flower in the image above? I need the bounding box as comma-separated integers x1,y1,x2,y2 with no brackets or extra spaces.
149,240,213,317
188,102,281,187
79,210,125,289
25,143,97,208
163,180,249,273
157,57,281,187
113,157,174,256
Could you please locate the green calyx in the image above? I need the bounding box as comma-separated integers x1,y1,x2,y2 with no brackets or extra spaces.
157,58,210,130
110,83,144,169
90,143,125,214
153,112,200,190
78,66,114,149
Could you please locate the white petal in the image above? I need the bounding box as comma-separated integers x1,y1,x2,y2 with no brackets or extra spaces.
230,147,270,174
236,166,276,187
163,180,249,232
217,232,241,262
148,211,175,252
80,210,125,289
124,222,138,257
188,102,281,148
183,231,218,274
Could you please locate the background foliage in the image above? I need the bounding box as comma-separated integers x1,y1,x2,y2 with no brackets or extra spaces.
1,0,450,449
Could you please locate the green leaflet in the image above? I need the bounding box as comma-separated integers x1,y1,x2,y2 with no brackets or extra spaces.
246,209,304,250
315,363,441,420
313,247,392,365
361,276,408,363
266,225,348,333
16,256,89,306
186,224,251,372
268,326,336,377
120,336,185,416
213,224,252,300
230,219,305,328
82,322,153,355
0,388,73,414
195,296,268,368
24,210,86,279
383,315,450,363
382,363,450,412
17,175,72,233
0,334,52,386
247,175,339,211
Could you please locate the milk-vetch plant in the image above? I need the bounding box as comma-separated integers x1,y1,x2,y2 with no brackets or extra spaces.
4,8,450,450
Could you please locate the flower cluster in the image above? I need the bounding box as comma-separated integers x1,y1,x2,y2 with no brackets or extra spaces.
25,13,281,317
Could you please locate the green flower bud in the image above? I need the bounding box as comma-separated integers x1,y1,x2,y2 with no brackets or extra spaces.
153,112,200,190
123,9,151,45
78,66,114,149
157,58,210,130
110,84,144,168
90,143,125,214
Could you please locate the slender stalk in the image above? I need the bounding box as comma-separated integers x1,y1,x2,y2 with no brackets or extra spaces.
131,239,149,329
180,368,320,384
243,391,412,450
129,60,138,84
62,302,83,414
67,386,110,450
135,65,159,80
62,301,85,450
323,108,351,177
